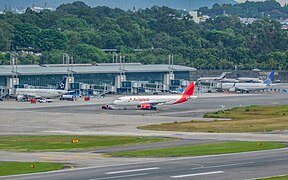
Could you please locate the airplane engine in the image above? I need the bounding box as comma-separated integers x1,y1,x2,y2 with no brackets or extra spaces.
140,104,157,110
229,87,236,92
141,104,151,109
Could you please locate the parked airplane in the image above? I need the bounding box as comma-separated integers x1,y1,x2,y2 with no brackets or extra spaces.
14,77,68,101
229,73,263,83
112,82,197,110
197,72,231,82
220,70,274,93
219,74,263,83
197,72,232,93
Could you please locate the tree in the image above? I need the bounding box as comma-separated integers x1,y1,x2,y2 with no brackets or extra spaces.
12,23,40,49
73,44,108,63
56,16,89,31
0,21,13,51
0,1,287,69
37,29,67,51
40,50,63,64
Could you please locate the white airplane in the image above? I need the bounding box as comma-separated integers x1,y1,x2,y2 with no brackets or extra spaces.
228,73,263,83
113,82,197,110
236,77,263,83
219,77,262,83
14,77,68,101
197,72,231,82
220,70,274,93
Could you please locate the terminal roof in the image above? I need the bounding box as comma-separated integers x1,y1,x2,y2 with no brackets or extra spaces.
0,63,196,76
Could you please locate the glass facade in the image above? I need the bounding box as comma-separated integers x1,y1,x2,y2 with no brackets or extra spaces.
0,76,6,86
126,72,164,83
121,81,132,87
174,72,190,80
20,75,65,87
126,72,190,83
74,73,115,85
171,79,181,87
17,73,115,87
0,71,191,87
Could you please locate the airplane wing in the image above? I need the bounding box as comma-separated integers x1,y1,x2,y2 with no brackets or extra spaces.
142,101,168,107
155,102,167,106
234,87,250,92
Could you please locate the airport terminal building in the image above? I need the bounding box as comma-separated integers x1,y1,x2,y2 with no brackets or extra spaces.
0,63,196,94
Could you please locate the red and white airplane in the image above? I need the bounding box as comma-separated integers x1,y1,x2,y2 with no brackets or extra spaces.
113,82,197,110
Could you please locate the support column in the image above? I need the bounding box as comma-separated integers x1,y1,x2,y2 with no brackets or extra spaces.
114,74,126,89
7,77,19,95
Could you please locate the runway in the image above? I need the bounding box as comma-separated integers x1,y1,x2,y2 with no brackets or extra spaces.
1,148,288,180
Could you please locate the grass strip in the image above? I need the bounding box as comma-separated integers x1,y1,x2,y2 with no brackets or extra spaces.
0,135,175,152
0,162,63,176
109,142,286,157
139,105,288,133
257,175,288,180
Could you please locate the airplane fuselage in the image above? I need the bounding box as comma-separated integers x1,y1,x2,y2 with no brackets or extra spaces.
221,83,269,92
15,88,68,99
113,95,197,106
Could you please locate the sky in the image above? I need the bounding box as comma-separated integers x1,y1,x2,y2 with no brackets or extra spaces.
236,0,286,6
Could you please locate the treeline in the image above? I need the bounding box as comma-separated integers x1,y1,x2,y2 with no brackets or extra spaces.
0,1,288,70
199,0,288,19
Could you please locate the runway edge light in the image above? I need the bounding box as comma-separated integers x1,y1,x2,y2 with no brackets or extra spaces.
72,140,79,143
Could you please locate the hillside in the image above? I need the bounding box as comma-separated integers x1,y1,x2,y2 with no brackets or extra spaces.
0,0,237,10
199,0,288,19
0,1,287,70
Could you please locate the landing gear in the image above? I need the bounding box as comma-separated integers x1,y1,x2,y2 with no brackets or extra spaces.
151,106,157,110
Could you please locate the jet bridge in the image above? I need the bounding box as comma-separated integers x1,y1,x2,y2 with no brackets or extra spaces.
0,86,8,99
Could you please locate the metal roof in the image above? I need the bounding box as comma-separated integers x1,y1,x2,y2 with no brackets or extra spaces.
0,63,196,76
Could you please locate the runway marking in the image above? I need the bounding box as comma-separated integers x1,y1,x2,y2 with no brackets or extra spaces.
170,171,224,178
191,162,255,170
105,167,159,174
91,173,148,180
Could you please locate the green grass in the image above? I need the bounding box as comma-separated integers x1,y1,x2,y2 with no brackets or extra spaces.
258,175,288,180
0,162,63,176
109,142,286,157
0,135,175,152
139,105,288,133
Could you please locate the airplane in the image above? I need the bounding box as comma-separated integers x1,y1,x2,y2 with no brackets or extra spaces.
219,74,263,83
196,72,232,93
197,72,231,82
112,81,197,110
14,77,69,101
220,70,274,93
236,76,263,83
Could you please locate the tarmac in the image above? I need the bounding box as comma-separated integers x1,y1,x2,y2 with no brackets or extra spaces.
0,92,288,173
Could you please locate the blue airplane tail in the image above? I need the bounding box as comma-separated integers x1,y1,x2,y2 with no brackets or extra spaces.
57,77,67,90
263,70,274,85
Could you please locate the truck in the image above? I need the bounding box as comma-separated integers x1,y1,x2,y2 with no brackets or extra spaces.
60,95,76,101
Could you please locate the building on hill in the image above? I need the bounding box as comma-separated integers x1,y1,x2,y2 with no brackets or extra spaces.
189,11,210,23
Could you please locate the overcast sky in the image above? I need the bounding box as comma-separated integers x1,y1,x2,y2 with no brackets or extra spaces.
236,0,286,6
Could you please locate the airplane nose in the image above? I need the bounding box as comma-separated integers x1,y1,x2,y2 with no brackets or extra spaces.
113,100,119,105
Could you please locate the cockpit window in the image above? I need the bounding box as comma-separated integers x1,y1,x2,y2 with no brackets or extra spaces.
116,98,121,100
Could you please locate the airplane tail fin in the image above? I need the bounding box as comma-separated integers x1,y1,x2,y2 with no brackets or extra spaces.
219,72,228,80
263,70,274,85
183,81,195,97
57,77,67,90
